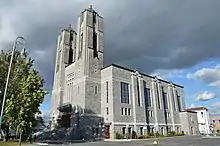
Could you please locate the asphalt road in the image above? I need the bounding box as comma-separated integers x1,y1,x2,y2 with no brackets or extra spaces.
34,136,220,146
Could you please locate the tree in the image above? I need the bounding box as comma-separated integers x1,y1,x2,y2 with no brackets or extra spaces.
0,49,48,142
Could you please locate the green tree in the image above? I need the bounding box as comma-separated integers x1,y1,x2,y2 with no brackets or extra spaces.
0,49,48,142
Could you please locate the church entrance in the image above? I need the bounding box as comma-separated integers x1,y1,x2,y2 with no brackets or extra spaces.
61,114,71,127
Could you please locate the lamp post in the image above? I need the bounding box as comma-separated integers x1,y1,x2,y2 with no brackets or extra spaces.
0,36,26,130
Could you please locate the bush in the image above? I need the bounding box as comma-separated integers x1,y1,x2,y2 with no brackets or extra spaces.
115,132,124,139
137,134,144,139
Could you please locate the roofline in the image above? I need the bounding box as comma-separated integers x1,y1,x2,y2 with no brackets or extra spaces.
186,106,208,111
101,64,184,88
180,110,197,113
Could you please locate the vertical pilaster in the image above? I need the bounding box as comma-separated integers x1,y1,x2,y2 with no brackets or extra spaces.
131,72,137,131
168,84,175,131
151,78,159,131
138,74,144,107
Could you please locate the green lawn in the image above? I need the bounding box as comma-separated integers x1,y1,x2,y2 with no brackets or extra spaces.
0,141,28,146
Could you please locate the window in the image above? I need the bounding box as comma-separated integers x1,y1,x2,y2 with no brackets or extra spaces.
177,95,182,112
125,108,127,115
106,81,109,103
163,92,168,109
128,108,131,115
95,86,98,94
144,88,152,107
172,91,176,111
156,83,161,109
213,120,215,123
121,82,129,104
122,127,126,135
106,107,109,115
166,112,170,118
140,127,143,135
128,127,132,134
121,108,124,115
77,86,80,94
201,112,204,117
148,110,153,117
137,79,141,106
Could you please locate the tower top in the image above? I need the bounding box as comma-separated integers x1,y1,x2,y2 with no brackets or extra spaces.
90,5,92,9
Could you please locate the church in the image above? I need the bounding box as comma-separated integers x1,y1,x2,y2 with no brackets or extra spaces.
51,6,187,139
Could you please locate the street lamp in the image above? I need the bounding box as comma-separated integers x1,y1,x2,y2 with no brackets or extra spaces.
0,36,26,129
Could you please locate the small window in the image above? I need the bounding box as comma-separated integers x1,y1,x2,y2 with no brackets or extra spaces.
106,81,109,103
219,120,220,122
140,127,143,135
121,108,124,115
106,107,109,115
213,120,215,123
125,108,127,115
122,127,126,135
128,108,131,115
201,112,204,117
95,86,98,94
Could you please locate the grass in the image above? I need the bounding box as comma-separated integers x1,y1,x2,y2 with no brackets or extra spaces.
0,141,29,146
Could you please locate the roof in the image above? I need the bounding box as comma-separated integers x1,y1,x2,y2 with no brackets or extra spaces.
186,107,208,111
182,110,197,113
102,64,184,88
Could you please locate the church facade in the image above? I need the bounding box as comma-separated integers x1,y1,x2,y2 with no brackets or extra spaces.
51,6,186,139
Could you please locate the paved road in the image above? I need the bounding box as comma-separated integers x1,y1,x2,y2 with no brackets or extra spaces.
33,136,220,146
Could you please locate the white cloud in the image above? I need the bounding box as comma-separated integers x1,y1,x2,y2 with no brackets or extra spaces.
195,91,216,101
189,103,196,107
187,64,220,87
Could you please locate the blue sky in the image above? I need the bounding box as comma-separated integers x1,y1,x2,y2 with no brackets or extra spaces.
153,59,220,115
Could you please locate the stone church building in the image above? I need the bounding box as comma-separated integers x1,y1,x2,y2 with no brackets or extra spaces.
51,6,187,139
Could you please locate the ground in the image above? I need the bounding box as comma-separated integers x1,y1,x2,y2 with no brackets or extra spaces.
32,136,220,146
0,141,29,146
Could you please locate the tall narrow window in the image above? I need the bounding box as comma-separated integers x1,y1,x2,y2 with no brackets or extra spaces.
125,108,127,115
121,82,129,104
162,87,168,109
144,88,152,107
172,91,176,111
106,107,109,115
177,95,182,112
106,81,109,103
137,79,141,106
95,86,98,94
156,83,161,109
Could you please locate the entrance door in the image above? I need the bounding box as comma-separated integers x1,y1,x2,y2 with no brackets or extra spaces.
191,127,194,135
105,125,110,139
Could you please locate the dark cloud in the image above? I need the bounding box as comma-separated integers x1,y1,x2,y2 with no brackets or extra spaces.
1,0,220,91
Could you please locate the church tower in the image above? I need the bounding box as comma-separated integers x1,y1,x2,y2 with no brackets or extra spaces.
51,25,77,126
76,5,104,77
51,6,104,127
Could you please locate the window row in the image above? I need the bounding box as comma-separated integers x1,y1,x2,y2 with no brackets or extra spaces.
120,81,182,112
121,107,131,116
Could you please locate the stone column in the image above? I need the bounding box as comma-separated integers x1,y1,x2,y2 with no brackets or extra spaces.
151,78,159,131
131,72,137,132
168,83,175,131
138,74,144,107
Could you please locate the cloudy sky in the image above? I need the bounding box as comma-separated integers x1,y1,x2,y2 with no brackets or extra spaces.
1,0,220,118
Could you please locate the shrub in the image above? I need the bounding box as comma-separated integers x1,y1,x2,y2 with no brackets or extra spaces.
115,132,124,139
137,134,144,139
216,129,220,133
